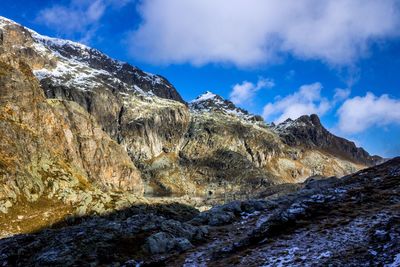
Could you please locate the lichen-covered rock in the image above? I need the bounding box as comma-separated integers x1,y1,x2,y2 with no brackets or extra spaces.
0,59,143,220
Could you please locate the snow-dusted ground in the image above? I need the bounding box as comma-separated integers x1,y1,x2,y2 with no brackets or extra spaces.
164,159,400,266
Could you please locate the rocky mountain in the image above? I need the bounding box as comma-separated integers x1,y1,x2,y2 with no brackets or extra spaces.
1,157,398,266
274,114,383,166
0,16,385,239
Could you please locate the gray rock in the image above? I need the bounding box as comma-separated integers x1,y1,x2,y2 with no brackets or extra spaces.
144,232,193,255
145,232,173,254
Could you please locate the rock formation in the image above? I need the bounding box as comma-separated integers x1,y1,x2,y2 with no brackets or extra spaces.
274,114,383,166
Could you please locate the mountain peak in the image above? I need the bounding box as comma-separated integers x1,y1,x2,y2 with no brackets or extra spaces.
189,91,263,122
275,114,322,131
274,114,382,166
190,91,221,104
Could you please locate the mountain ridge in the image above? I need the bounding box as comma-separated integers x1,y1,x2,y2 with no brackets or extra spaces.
273,114,383,166
0,15,383,220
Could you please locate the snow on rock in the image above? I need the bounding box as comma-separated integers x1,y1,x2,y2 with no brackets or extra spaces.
273,118,308,132
0,16,181,101
0,16,15,28
189,91,264,123
190,91,220,104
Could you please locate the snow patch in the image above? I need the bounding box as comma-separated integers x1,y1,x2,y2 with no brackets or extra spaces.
190,91,219,104
387,253,400,267
190,91,261,122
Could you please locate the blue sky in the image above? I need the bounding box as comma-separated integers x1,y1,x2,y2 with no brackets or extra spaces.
1,0,400,158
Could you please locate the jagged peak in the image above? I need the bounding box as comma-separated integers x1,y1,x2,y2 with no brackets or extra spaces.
273,114,382,166
190,91,221,103
190,91,242,111
190,91,264,122
274,114,322,131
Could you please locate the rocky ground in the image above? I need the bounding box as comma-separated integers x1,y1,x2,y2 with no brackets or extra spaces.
1,158,399,266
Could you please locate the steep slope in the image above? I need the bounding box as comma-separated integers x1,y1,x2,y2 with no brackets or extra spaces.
0,16,191,195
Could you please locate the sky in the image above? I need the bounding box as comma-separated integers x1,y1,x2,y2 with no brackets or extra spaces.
1,0,400,158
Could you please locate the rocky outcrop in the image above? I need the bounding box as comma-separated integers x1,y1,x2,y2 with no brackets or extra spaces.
274,114,383,166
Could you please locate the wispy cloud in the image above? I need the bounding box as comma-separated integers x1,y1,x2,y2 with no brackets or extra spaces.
230,77,274,105
36,0,133,43
128,0,400,67
333,88,351,103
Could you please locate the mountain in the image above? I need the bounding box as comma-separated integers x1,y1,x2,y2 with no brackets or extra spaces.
0,16,384,237
1,157,398,266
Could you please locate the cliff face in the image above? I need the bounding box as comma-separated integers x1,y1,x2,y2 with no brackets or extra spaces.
0,58,143,223
0,17,381,204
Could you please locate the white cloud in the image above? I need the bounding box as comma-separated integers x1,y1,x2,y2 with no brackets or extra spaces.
262,82,331,123
36,0,132,43
334,88,351,102
129,0,400,67
337,92,400,134
230,77,274,105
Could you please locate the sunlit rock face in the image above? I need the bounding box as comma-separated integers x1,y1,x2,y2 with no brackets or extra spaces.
0,53,143,226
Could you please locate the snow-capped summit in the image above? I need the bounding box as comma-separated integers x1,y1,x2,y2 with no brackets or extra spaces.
190,91,264,122
190,91,219,103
